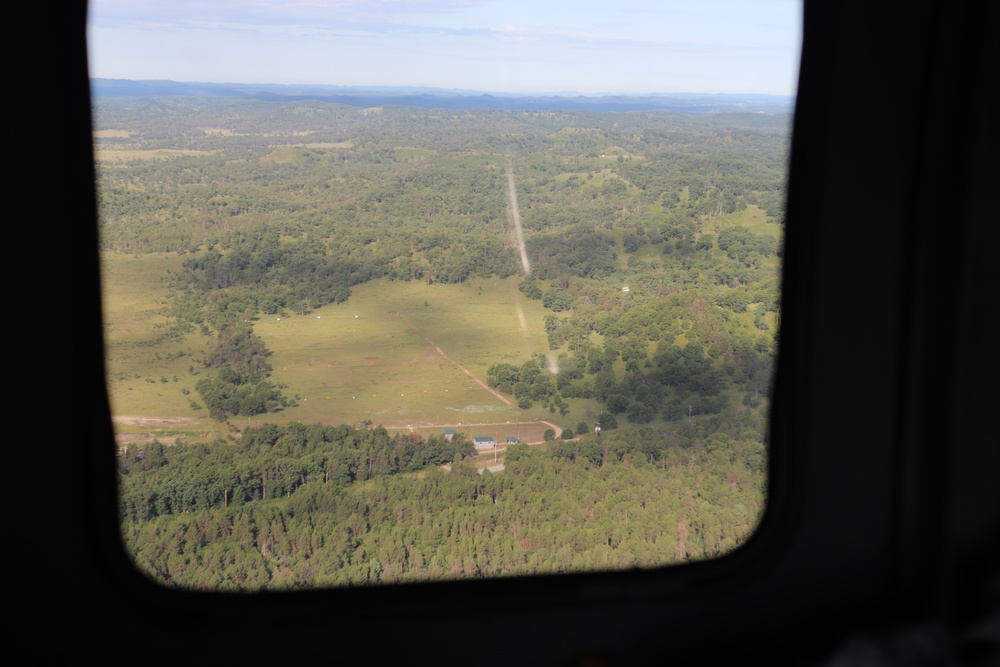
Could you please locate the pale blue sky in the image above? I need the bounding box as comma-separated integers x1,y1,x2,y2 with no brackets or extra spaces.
87,0,801,96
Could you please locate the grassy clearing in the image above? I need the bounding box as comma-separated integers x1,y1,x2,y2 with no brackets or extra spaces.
102,258,573,439
706,204,779,236
700,205,783,272
101,252,179,344
262,147,313,164
258,277,551,428
93,129,134,138
613,228,630,269
101,252,221,440
95,149,215,161
630,243,664,267
300,141,355,149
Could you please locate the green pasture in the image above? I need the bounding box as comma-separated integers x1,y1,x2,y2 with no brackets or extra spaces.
299,141,354,149
101,251,221,440
102,258,578,439
257,277,553,429
613,228,630,269
629,243,665,267
701,204,784,270
263,147,307,164
706,204,781,237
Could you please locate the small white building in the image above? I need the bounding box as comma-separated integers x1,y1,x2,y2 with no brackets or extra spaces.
473,436,496,451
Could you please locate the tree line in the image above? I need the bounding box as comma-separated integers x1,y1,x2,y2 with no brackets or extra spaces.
120,415,765,589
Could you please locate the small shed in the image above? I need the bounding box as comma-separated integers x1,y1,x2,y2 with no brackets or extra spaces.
442,428,458,442
506,437,519,444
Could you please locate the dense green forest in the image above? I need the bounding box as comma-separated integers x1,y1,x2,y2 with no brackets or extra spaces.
120,416,764,589
97,97,786,588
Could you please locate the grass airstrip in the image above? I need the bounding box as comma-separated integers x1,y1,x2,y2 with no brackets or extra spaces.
102,252,576,445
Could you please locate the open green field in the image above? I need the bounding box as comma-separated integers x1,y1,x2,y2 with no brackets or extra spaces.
101,252,223,442
102,253,587,443
705,204,782,237
702,204,784,272
257,277,553,429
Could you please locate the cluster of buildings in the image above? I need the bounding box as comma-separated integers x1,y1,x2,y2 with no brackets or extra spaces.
442,429,519,451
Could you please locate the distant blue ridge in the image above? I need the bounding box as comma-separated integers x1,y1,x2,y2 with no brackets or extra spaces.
90,79,794,115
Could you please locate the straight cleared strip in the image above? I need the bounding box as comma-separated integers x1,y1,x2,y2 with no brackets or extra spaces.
507,164,531,276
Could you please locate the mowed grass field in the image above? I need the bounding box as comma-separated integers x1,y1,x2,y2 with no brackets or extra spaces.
101,252,224,442
258,278,552,429
102,252,584,443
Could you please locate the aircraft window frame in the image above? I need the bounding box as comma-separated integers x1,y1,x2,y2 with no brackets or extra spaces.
52,3,999,662
89,2,799,594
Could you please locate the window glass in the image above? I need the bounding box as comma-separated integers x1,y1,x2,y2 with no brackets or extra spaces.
90,0,800,590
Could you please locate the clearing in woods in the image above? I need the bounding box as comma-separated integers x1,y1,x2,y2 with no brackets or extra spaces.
102,253,583,443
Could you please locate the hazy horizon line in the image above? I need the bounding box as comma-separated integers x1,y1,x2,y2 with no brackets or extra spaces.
91,77,796,100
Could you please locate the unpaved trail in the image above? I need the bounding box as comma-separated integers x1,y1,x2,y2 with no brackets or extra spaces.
506,164,531,276
515,299,529,338
399,314,512,407
507,165,532,339
537,420,564,437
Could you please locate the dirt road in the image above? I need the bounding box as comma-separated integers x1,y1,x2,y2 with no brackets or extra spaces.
506,164,531,276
